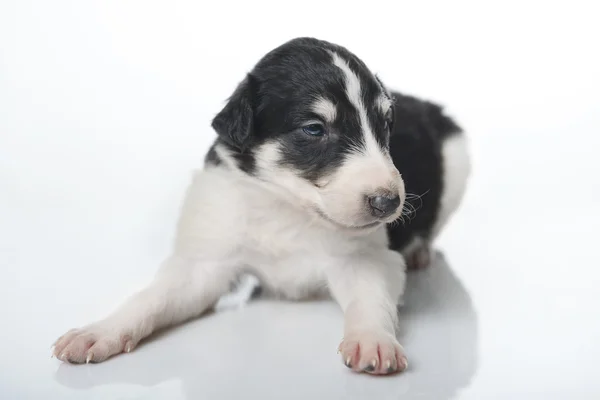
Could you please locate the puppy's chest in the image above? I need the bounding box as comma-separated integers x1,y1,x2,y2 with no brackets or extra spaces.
244,198,340,259
239,196,345,297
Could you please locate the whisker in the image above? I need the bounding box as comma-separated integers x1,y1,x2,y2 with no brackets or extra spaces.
389,189,432,227
405,191,428,209
401,190,430,221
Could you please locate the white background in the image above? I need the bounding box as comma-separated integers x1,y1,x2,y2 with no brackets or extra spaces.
1,1,599,399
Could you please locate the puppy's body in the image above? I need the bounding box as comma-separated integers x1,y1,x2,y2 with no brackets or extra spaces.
216,91,468,300
53,38,470,375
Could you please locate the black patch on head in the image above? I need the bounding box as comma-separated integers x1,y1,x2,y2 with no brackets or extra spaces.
209,37,392,183
385,92,463,249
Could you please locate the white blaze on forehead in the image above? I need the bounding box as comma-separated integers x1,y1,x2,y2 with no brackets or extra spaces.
330,52,389,162
311,96,337,123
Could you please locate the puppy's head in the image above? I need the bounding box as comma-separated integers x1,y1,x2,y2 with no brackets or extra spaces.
211,37,404,232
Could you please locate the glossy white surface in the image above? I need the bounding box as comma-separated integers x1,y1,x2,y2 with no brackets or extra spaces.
1,1,599,399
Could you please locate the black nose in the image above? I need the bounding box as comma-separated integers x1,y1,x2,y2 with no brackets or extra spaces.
368,195,401,218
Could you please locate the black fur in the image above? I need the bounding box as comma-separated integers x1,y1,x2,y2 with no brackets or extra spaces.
386,93,462,250
204,144,222,166
211,76,256,151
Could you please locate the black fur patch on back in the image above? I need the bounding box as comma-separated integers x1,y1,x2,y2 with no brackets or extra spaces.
386,92,463,250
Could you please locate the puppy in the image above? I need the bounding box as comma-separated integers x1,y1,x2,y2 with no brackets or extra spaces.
52,37,470,375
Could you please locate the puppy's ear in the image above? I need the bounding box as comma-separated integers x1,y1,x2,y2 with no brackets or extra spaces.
211,75,255,151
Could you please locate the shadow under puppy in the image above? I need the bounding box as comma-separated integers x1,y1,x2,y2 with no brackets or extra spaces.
53,37,471,375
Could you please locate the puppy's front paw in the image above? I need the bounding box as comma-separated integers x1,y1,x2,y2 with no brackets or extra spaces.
338,331,407,375
52,322,138,364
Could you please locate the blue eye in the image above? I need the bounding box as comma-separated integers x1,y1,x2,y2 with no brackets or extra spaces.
302,123,326,137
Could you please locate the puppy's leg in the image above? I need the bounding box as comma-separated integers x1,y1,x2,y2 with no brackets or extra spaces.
53,256,237,363
327,250,408,375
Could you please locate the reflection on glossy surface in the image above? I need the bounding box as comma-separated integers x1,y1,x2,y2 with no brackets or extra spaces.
51,254,477,400
398,252,478,399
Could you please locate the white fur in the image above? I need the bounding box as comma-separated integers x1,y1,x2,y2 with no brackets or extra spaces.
311,96,337,123
52,162,407,373
212,142,239,171
377,94,392,114
51,128,468,374
431,133,472,239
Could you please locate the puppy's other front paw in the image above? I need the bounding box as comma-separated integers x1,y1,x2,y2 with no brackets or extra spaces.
338,331,407,375
52,323,138,364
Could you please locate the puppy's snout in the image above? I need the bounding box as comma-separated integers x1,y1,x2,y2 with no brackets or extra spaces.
368,193,400,218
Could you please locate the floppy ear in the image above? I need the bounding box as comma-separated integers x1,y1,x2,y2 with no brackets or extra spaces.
211,75,255,151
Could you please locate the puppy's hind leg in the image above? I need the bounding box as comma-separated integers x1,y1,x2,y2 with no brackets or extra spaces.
402,236,432,270
53,255,238,364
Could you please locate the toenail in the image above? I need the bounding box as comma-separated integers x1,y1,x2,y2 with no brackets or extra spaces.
345,356,352,368
385,359,396,373
364,358,377,372
399,356,408,370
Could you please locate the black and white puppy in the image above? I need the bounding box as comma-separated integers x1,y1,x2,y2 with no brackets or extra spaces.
53,37,470,375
